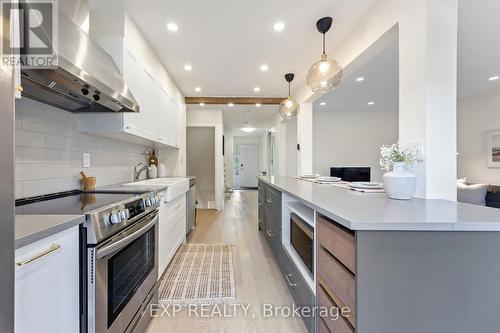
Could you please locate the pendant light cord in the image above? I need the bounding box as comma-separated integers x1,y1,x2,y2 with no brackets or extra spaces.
288,82,291,97
322,33,326,55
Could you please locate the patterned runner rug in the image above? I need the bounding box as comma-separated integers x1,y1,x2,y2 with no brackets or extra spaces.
158,243,237,306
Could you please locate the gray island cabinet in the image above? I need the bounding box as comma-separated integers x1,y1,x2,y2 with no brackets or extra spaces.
258,176,500,333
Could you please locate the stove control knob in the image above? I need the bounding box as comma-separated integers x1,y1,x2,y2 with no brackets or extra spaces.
120,210,128,220
145,198,152,207
124,209,130,219
109,211,122,224
152,196,158,205
155,195,160,204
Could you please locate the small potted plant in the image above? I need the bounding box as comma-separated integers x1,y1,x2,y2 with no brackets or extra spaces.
380,142,423,200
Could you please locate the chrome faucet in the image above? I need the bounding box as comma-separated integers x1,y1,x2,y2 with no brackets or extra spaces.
134,162,150,181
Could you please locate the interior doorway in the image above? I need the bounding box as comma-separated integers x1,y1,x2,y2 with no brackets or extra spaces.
186,127,216,208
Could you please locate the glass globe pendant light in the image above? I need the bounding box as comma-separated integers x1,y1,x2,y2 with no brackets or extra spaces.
307,17,343,93
279,73,300,120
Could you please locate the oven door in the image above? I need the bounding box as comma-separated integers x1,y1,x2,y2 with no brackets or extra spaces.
88,211,158,333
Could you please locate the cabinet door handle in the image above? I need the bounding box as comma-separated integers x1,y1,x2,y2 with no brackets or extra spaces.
258,186,263,190
285,273,297,287
15,243,61,267
266,229,274,237
258,202,263,207
266,198,273,204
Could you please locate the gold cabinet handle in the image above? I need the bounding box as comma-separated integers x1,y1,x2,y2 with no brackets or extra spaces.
15,84,23,92
15,243,61,267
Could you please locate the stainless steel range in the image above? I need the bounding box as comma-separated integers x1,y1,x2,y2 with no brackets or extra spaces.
16,190,161,333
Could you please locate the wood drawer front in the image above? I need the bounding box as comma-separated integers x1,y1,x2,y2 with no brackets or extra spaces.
318,283,354,332
317,215,356,274
318,246,356,316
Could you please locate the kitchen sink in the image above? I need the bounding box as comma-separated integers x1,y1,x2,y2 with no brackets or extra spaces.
122,178,189,201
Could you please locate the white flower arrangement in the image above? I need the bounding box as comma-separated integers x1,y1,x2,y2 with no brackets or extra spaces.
380,142,423,172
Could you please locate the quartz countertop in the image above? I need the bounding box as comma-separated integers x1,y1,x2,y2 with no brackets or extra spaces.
258,176,500,231
15,215,85,249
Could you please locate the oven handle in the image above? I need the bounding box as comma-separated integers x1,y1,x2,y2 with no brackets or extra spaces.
96,212,158,259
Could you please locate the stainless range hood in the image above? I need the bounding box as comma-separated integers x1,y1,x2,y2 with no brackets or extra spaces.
21,14,139,113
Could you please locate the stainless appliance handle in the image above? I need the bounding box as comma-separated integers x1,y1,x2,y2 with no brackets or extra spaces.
285,273,297,287
97,212,158,259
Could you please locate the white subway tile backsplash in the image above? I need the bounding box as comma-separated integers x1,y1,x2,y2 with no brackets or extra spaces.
15,98,162,198
16,129,45,148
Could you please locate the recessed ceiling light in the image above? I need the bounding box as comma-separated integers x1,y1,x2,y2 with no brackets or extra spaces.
199,102,205,107
368,101,375,105
228,102,234,107
166,22,178,32
260,64,269,72
254,87,261,92
356,77,365,82
320,102,326,106
488,76,500,81
273,22,285,32
255,103,261,107
245,111,252,115
184,64,192,71
194,87,201,92
242,127,256,133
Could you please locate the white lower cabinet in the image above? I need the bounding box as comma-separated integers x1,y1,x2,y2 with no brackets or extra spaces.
15,226,80,333
158,193,187,279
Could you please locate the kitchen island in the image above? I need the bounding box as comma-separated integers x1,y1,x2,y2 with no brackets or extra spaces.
258,176,500,333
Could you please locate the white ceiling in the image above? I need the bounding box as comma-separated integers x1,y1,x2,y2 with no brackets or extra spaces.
110,0,377,97
458,0,500,99
314,35,398,113
221,104,279,136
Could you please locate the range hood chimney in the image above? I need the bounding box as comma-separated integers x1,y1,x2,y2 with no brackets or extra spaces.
20,12,139,113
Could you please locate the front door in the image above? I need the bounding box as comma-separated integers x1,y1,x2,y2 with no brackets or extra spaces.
239,144,259,188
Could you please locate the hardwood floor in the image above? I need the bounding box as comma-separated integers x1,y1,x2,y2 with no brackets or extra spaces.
146,190,307,333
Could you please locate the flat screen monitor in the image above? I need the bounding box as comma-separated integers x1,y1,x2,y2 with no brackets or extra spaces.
330,167,371,182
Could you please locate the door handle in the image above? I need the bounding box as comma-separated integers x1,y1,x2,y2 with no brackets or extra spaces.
267,198,273,204
285,273,297,287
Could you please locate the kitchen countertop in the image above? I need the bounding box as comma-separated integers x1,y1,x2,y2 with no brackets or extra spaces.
259,176,500,231
92,177,193,194
15,215,85,249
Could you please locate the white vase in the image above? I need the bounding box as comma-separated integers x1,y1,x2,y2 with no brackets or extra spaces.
383,162,416,200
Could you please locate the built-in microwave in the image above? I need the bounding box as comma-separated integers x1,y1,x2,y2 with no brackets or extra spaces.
290,213,314,275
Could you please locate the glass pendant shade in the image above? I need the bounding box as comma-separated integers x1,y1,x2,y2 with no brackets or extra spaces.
307,53,343,93
279,97,299,120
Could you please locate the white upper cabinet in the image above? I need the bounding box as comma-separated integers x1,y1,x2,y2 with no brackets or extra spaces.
77,39,183,149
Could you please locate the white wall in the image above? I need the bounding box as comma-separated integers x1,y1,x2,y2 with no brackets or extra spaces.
15,98,172,198
294,0,459,200
458,89,500,184
186,108,224,210
313,110,399,182
285,119,298,176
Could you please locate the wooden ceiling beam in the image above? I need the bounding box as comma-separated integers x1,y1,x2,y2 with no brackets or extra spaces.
185,96,285,105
